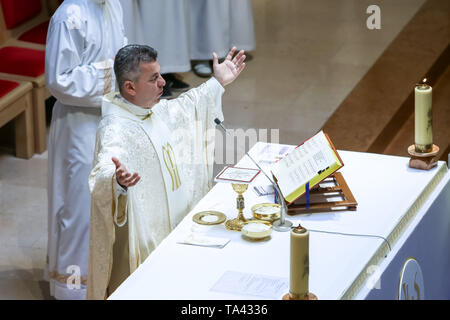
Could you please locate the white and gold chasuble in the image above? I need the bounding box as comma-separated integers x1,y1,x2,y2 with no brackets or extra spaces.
103,94,190,230
87,78,224,299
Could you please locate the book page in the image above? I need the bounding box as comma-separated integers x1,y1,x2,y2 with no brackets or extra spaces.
254,144,294,169
273,131,337,197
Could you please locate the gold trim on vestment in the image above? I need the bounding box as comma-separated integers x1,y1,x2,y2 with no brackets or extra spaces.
103,67,112,95
162,143,181,191
142,110,153,120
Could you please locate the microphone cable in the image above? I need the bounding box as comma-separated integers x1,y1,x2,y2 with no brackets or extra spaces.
305,227,392,254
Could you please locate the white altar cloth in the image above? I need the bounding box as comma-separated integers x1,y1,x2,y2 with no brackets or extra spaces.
109,143,449,300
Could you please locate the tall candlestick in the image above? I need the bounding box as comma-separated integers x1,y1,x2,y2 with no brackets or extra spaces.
414,79,433,153
289,225,309,299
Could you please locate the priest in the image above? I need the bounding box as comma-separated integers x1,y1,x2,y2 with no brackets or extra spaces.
87,44,246,299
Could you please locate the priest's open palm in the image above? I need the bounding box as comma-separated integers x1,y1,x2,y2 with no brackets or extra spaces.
112,157,140,188
213,47,246,87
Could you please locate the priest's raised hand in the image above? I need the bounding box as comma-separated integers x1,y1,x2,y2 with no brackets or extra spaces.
112,157,141,188
212,47,246,87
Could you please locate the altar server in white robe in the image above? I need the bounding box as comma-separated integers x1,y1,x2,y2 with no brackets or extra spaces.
45,0,127,300
189,0,255,77
87,44,246,299
119,0,191,96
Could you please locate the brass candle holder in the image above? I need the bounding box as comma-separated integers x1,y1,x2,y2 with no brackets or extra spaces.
225,183,249,231
408,144,439,170
282,292,318,300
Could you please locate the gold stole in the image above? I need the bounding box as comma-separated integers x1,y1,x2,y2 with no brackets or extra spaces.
140,112,189,229
162,143,182,191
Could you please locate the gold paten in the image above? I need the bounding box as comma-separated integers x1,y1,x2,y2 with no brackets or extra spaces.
193,211,227,225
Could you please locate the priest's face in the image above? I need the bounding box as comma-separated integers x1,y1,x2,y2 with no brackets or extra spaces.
132,61,166,108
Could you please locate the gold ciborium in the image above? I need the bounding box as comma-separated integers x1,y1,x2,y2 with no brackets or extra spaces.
225,183,249,231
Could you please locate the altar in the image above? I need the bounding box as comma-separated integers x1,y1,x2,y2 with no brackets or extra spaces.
109,142,450,300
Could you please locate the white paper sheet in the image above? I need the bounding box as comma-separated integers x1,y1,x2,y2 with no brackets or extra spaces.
210,271,288,299
177,233,230,249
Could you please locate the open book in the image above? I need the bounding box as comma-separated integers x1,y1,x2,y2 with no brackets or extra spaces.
271,131,344,204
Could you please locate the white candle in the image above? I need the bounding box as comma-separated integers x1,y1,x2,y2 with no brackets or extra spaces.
414,81,433,153
290,225,309,299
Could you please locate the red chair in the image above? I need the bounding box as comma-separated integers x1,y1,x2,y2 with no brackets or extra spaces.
0,79,34,158
0,0,55,49
0,47,47,153
0,0,51,153
18,20,50,46
12,0,63,46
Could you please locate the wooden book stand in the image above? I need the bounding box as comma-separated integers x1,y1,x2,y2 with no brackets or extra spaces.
287,172,357,214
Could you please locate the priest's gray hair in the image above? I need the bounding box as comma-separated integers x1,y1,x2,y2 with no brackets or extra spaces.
114,44,158,94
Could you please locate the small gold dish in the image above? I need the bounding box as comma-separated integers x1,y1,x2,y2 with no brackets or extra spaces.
251,203,281,222
241,220,272,240
193,211,227,226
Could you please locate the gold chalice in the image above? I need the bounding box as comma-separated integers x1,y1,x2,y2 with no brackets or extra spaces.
225,183,249,231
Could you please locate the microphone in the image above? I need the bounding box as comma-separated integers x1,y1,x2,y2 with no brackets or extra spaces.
214,118,229,135
214,118,293,232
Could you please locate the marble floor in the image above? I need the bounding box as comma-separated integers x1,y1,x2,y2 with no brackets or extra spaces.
0,0,425,299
